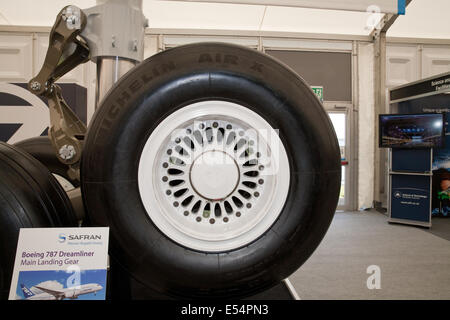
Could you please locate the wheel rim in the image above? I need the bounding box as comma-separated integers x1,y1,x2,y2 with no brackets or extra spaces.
138,101,290,252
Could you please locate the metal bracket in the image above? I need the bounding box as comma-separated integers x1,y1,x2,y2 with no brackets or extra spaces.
370,0,412,40
81,0,147,63
47,84,86,180
28,5,90,181
29,6,89,95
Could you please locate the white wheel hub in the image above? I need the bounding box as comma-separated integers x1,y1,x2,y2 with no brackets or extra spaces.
138,101,290,252
190,151,239,201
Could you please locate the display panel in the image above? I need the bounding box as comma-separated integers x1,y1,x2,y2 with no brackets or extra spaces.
379,113,445,148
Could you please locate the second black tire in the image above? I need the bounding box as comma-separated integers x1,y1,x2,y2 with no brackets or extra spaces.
81,42,341,298
0,142,77,300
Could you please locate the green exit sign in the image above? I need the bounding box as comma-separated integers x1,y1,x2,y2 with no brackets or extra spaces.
311,86,323,103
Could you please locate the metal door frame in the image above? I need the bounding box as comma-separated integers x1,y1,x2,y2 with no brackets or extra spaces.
324,102,357,211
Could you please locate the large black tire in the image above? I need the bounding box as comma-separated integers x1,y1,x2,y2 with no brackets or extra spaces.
81,42,341,298
14,136,79,189
0,142,77,299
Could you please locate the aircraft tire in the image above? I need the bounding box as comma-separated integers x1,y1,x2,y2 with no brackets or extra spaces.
81,42,341,298
0,142,76,299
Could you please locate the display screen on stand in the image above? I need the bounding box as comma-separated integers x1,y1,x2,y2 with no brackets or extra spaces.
379,113,445,149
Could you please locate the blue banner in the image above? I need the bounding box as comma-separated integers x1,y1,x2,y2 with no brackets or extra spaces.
391,175,431,223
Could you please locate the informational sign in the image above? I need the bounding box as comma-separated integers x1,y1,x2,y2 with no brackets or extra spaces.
390,72,450,103
390,86,450,218
390,174,431,225
8,227,109,300
311,86,324,103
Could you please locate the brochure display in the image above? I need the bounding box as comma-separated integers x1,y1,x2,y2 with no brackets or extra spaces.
8,227,109,300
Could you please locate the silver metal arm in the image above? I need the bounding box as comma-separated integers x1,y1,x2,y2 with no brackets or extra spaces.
27,0,147,180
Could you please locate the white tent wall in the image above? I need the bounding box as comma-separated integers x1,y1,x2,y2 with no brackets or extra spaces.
0,0,450,210
0,0,448,40
0,1,376,34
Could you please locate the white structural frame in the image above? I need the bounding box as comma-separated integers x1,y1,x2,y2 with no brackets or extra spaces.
372,0,413,209
163,0,406,14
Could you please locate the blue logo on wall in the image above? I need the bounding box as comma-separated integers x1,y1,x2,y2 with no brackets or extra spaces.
58,234,66,243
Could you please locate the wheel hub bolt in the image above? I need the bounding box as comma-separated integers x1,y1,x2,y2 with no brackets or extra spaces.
30,81,41,91
58,144,76,160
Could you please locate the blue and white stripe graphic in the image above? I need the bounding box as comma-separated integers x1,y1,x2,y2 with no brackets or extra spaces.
0,83,86,143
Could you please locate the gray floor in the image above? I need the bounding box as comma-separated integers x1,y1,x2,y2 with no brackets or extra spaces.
427,217,450,242
290,211,450,300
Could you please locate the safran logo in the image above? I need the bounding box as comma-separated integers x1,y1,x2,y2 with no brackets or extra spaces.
58,233,66,243
59,234,102,242
68,234,102,241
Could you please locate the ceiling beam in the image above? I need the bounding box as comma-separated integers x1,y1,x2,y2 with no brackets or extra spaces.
370,0,412,39
163,0,405,14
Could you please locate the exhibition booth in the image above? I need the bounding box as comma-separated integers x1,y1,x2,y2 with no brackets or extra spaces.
386,72,450,227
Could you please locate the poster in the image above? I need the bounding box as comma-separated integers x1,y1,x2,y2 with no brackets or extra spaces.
8,227,109,300
432,135,450,217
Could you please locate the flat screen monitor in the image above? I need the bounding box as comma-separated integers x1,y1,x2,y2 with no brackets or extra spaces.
379,113,445,148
